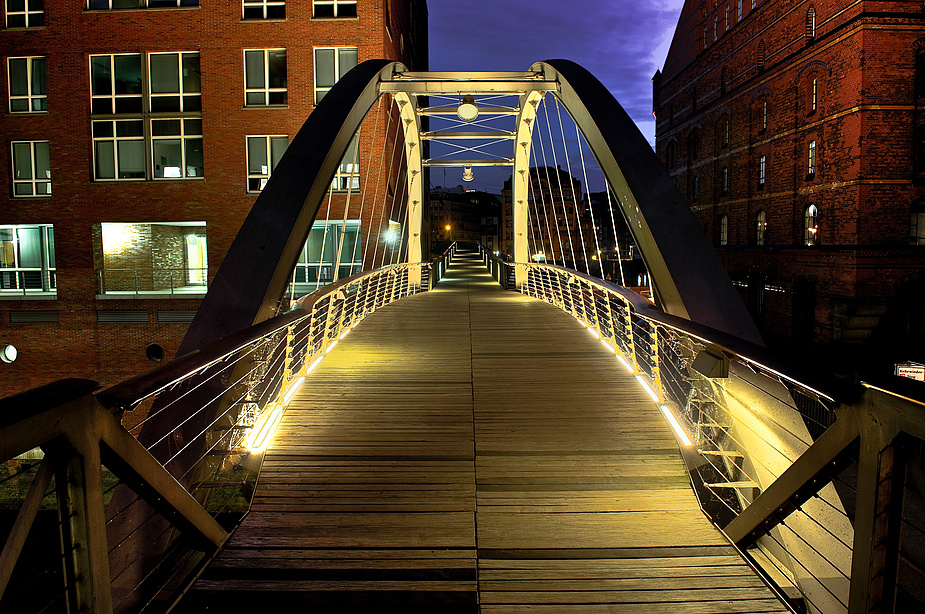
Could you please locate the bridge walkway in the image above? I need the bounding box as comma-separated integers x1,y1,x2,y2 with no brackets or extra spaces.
178,250,787,613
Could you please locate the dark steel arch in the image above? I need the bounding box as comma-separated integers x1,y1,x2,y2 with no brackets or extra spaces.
538,59,763,344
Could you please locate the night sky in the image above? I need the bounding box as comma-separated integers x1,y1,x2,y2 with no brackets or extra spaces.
427,0,685,148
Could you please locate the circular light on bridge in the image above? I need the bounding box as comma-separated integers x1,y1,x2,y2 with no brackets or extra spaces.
1,344,18,364
457,95,478,122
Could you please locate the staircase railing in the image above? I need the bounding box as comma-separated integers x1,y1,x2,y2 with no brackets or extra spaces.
0,261,431,614
476,246,925,614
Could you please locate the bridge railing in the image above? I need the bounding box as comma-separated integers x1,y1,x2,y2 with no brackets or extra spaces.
476,246,924,614
0,260,432,614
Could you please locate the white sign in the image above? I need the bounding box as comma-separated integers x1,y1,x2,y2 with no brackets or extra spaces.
895,363,925,381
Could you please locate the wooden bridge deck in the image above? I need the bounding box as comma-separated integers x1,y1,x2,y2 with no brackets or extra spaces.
181,250,787,613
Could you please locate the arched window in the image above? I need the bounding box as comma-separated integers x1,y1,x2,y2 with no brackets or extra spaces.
757,40,766,70
806,6,816,40
807,140,817,176
804,204,819,245
756,210,767,246
810,76,818,113
723,116,730,147
737,0,743,22
762,99,768,131
719,214,729,246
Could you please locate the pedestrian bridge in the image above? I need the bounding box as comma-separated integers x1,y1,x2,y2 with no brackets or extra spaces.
2,60,925,614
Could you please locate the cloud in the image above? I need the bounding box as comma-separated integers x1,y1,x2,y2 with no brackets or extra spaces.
428,0,682,145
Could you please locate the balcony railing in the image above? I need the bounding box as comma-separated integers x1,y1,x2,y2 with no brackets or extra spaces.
96,268,208,296
0,268,56,295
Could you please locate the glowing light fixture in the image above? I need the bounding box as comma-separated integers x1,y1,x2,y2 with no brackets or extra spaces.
462,166,474,182
660,405,693,447
283,376,306,404
339,328,352,340
635,375,660,403
325,339,339,354
588,328,600,339
246,405,285,452
600,340,616,353
617,355,634,373
0,344,17,364
306,356,324,374
457,95,478,121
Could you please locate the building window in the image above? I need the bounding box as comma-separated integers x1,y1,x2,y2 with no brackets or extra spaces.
93,120,145,180
152,119,203,179
725,6,729,31
809,77,817,114
247,135,288,192
721,166,729,195
88,0,198,8
8,56,46,113
912,202,925,246
12,141,50,197
761,100,768,131
703,26,709,50
751,0,756,8
97,222,208,295
149,52,201,112
312,0,356,17
292,220,363,290
5,0,43,27
332,135,360,190
714,16,718,42
0,224,55,294
807,140,816,177
314,47,358,103
806,6,816,40
757,39,766,69
719,214,729,246
692,175,700,202
737,0,742,21
243,0,284,19
804,204,819,245
758,154,766,187
756,210,767,246
90,53,202,181
724,117,730,147
245,49,287,106
90,53,143,115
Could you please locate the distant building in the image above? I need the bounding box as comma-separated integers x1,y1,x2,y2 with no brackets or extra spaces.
0,0,427,396
501,166,596,268
429,186,500,250
654,0,925,369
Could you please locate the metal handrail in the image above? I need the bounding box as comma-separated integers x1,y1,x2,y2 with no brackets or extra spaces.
0,260,431,613
477,245,925,614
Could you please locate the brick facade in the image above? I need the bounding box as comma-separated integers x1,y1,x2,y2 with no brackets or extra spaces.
0,0,428,396
654,0,925,369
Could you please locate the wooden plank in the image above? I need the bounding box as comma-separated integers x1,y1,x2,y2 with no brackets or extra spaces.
176,249,787,612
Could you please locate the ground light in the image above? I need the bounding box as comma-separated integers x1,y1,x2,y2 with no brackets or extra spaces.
635,375,660,403
617,355,633,373
660,405,693,447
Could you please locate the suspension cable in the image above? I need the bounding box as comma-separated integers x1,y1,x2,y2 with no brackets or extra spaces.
574,122,605,279
541,95,576,266
604,180,626,286
363,96,395,272
332,126,362,283
555,97,589,270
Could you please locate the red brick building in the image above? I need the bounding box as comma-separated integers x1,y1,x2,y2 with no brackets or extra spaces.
0,0,428,396
654,0,925,371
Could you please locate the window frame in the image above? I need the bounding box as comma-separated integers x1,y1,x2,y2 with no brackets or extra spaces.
8,56,47,113
719,214,729,246
755,210,767,246
89,52,202,182
331,135,360,191
721,166,729,195
246,134,289,192
758,154,767,188
86,0,199,9
807,140,816,177
5,0,44,27
311,0,356,18
0,223,56,294
11,140,51,198
804,204,819,246
243,0,284,19
313,46,358,104
244,48,288,107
